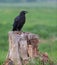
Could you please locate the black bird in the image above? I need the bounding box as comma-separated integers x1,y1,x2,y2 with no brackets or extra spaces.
12,11,28,31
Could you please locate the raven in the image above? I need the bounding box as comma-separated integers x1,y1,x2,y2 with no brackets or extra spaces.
12,11,28,31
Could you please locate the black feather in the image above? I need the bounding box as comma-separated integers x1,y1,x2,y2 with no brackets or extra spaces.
12,11,28,31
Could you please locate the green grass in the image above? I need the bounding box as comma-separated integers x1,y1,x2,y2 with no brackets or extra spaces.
0,6,57,65
39,40,57,64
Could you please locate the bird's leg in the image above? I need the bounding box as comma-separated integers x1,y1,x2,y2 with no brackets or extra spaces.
13,31,19,34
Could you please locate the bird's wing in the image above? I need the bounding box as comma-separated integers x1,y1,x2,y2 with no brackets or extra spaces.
13,16,20,26
17,16,22,26
12,16,20,30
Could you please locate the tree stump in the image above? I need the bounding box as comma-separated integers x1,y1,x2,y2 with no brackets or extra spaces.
3,31,39,65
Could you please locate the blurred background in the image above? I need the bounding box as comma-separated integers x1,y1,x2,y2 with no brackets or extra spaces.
0,0,57,65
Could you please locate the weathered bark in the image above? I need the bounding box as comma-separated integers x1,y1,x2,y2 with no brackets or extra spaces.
3,31,39,65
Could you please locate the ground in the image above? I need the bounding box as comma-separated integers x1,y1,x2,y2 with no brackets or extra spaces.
0,3,57,65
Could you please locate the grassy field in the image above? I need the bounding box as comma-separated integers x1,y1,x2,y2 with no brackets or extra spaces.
0,5,57,65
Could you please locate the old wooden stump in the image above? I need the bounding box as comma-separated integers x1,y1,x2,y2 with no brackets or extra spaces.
3,31,39,65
